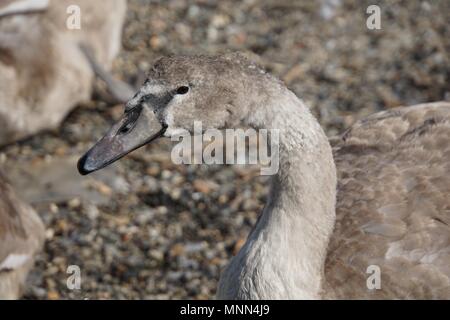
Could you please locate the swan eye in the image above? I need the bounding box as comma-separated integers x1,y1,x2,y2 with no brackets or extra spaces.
176,86,189,95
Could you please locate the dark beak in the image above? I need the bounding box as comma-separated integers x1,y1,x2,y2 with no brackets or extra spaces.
77,106,166,175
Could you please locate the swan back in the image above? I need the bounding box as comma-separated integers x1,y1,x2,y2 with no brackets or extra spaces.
325,102,450,298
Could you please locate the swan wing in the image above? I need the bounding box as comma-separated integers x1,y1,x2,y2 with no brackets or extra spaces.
0,0,49,18
325,101,450,299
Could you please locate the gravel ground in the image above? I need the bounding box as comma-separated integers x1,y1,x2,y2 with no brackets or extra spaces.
1,0,449,299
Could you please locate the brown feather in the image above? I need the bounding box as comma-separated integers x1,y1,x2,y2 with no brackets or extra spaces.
324,102,450,299
0,171,45,299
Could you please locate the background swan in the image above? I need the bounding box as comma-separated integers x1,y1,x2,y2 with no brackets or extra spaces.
0,0,126,146
0,0,128,298
0,172,45,299
78,54,450,299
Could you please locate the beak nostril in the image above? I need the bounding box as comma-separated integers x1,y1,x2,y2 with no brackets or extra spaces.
118,124,132,134
117,106,142,135
118,120,137,135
